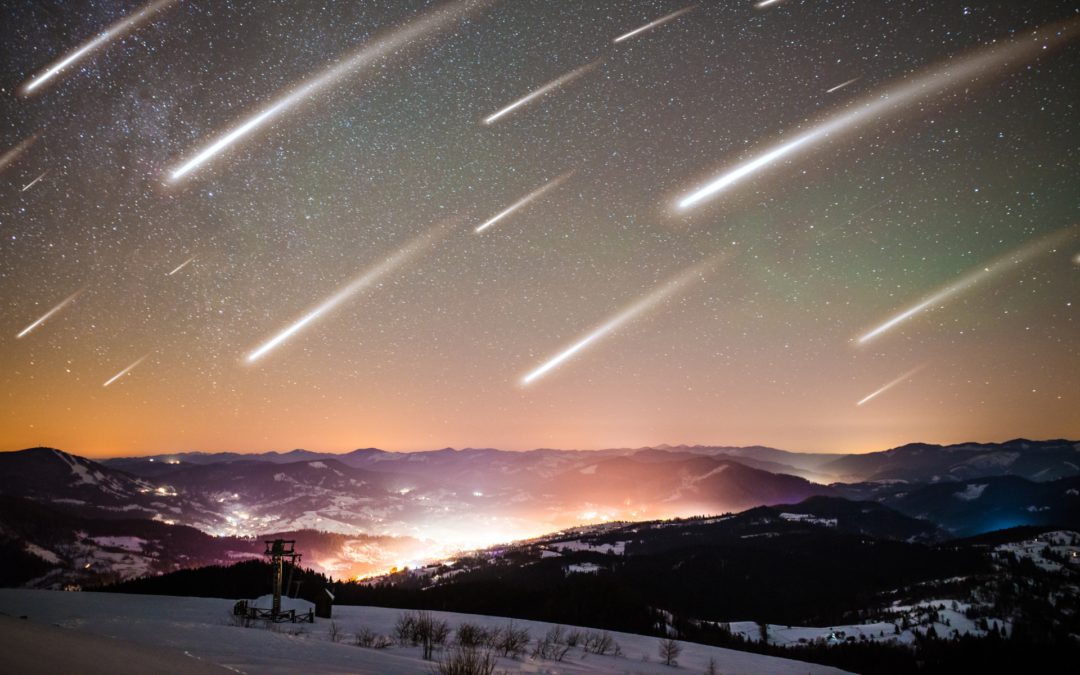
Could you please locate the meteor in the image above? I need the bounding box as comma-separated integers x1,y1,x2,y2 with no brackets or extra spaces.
474,169,576,233
20,170,50,192
246,218,461,362
16,286,88,338
522,255,724,385
18,0,181,97
826,76,861,93
104,353,150,387
0,132,41,175
481,58,606,126
612,4,699,44
674,16,1080,211
754,0,798,8
169,0,498,181
168,255,197,276
857,362,930,406
857,225,1079,344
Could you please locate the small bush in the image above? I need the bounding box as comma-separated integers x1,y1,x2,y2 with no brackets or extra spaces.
432,645,499,675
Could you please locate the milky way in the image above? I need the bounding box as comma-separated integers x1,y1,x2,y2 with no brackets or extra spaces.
1,0,1077,456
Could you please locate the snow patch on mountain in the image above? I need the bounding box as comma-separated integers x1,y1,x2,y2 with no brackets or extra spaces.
955,484,988,501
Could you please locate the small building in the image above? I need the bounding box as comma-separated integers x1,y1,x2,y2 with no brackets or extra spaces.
315,588,334,619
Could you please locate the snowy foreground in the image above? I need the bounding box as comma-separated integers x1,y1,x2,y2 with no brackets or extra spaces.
0,590,849,674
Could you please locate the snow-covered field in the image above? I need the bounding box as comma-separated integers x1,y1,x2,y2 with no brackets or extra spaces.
0,589,850,674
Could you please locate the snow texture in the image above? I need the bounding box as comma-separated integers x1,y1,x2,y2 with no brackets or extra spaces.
0,590,850,675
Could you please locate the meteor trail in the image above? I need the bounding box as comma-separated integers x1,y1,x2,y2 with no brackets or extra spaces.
674,16,1080,211
16,286,88,338
522,255,724,385
104,353,150,387
18,0,181,97
612,4,699,43
754,0,797,8
247,218,461,363
169,0,498,181
826,76,862,93
857,225,1080,344
20,170,49,192
857,362,930,406
481,58,606,125
474,169,577,233
168,255,197,276
0,133,41,176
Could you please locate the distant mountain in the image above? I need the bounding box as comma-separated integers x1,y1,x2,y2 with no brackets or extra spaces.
769,495,953,544
818,439,1080,483
871,475,1080,538
0,495,425,588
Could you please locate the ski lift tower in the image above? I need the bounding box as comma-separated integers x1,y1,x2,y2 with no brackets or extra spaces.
264,539,301,617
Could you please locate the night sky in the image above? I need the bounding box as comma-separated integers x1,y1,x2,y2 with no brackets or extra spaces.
1,0,1077,458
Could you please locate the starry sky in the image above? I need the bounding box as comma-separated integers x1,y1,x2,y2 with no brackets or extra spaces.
1,0,1077,459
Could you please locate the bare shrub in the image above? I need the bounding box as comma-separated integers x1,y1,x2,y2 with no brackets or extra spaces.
565,628,583,647
703,655,719,675
221,609,257,629
394,612,417,646
328,621,344,643
493,620,529,658
582,630,615,655
658,637,682,666
456,622,490,648
432,646,500,675
355,626,392,648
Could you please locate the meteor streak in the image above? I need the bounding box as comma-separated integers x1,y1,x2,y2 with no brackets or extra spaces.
104,353,150,387
16,286,88,338
857,225,1079,344
612,4,699,43
0,133,41,175
857,362,930,406
826,76,862,93
18,0,181,97
474,169,576,233
20,170,49,192
481,58,606,125
675,16,1080,211
522,255,723,385
754,0,798,8
247,218,461,362
168,255,197,276
169,0,498,181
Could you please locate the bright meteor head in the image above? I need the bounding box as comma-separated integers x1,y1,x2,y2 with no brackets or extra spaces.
521,253,726,385
246,217,462,363
18,0,181,98
17,286,88,339
481,58,606,126
612,5,699,44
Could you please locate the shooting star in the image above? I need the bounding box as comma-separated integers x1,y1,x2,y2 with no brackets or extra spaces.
754,0,798,9
18,0,181,97
168,255,197,276
612,4,699,44
673,16,1080,211
474,169,577,233
20,170,50,192
247,217,462,362
522,254,724,385
826,76,862,93
857,224,1079,344
16,286,88,338
857,362,931,406
0,132,42,176
104,353,151,387
169,0,498,182
481,58,606,126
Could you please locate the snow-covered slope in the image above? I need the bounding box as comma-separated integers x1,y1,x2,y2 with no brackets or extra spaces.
0,589,850,674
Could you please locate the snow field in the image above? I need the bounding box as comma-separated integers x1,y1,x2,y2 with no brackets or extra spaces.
0,589,850,674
